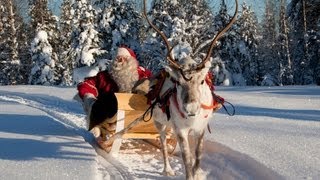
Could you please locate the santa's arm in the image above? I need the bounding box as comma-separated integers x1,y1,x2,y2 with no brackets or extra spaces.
77,76,100,115
77,76,99,99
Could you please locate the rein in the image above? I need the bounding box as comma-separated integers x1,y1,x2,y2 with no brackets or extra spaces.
212,92,235,116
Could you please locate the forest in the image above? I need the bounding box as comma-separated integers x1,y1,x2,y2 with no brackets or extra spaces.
0,0,319,86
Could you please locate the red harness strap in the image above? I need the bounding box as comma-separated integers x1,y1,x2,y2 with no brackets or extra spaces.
173,88,221,119
201,98,221,110
147,70,225,120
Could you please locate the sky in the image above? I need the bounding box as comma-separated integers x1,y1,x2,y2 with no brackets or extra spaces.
0,85,319,179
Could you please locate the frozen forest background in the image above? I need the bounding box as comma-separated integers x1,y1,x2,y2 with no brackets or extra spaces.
0,0,319,86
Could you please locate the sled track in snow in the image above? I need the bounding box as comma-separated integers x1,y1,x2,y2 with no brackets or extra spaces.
85,135,133,180
0,94,133,180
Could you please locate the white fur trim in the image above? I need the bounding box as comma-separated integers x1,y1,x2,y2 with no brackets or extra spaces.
84,93,96,99
90,127,101,138
117,47,132,58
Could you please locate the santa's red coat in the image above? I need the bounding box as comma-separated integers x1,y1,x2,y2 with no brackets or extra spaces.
77,66,152,99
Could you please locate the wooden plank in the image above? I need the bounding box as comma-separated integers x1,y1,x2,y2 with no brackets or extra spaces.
124,110,158,133
115,93,149,111
113,93,174,141
122,133,174,139
109,110,125,155
122,133,159,139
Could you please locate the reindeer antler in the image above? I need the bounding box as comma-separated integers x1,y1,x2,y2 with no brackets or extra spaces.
195,0,238,71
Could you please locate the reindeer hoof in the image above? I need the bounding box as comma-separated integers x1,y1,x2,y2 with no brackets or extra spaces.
162,169,175,176
194,168,207,180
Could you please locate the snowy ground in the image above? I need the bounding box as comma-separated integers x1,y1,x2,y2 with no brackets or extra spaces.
0,85,319,180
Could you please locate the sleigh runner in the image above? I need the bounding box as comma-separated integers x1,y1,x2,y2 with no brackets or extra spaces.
95,93,178,155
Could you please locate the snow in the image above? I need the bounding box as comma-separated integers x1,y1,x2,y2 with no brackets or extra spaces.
0,85,319,179
36,30,48,42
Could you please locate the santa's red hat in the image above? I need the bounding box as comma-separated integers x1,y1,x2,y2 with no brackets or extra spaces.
116,46,137,60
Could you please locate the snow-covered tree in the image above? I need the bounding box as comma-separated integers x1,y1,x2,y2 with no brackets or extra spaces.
236,2,260,86
213,0,244,86
288,0,319,85
58,0,74,86
17,23,32,85
29,30,56,85
0,0,23,85
29,0,58,39
277,0,293,85
97,1,143,60
70,0,103,69
141,0,176,72
259,0,278,86
142,0,215,73
29,0,59,85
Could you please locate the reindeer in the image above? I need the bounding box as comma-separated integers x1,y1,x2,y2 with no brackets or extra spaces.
143,0,238,179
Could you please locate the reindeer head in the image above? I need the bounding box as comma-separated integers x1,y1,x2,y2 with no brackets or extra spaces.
143,0,237,117
165,57,212,116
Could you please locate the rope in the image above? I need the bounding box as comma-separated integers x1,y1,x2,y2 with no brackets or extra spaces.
221,100,236,116
212,92,236,116
142,100,157,122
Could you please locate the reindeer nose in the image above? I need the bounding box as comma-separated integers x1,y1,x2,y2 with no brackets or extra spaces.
185,103,200,117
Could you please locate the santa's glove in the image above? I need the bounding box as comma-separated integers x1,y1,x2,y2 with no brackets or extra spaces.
82,93,97,115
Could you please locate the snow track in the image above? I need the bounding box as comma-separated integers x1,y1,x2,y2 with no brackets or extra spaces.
0,92,131,179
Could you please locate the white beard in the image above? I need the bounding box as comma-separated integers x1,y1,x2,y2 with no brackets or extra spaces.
110,56,139,93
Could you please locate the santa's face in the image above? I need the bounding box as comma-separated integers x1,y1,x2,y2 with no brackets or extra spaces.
110,55,139,92
112,56,128,69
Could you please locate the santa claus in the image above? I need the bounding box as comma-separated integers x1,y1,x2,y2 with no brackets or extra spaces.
77,46,152,143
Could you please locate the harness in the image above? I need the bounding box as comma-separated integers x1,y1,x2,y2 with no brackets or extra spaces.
146,70,232,121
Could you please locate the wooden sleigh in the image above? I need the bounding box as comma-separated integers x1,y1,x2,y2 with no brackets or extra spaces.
97,93,177,155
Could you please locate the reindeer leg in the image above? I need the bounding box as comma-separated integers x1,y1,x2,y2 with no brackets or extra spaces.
177,131,193,180
193,130,205,180
154,121,175,176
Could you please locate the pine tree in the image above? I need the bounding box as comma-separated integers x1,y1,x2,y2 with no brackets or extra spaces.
29,30,56,85
141,0,177,72
142,0,215,73
29,0,59,85
237,2,260,86
17,22,32,85
288,0,319,85
0,0,23,85
0,3,7,84
58,0,74,86
70,0,103,69
29,0,56,39
277,0,293,85
97,1,143,60
259,0,278,86
213,0,244,86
